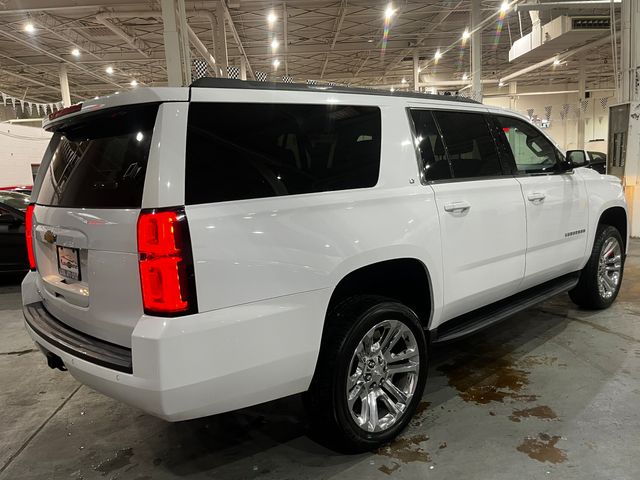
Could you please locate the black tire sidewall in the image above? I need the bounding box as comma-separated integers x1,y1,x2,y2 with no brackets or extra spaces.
330,301,428,449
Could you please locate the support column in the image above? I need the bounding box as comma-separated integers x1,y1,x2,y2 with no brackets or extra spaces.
577,63,586,149
240,57,247,80
413,53,420,92
59,64,71,107
471,0,482,102
620,0,640,236
620,0,632,102
161,0,185,86
509,81,517,111
176,0,191,85
215,1,228,78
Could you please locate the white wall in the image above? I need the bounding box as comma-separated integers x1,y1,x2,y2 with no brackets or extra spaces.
482,84,615,154
0,123,52,186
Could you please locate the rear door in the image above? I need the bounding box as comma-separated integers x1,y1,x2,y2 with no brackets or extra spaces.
410,109,527,322
31,104,160,347
494,115,589,289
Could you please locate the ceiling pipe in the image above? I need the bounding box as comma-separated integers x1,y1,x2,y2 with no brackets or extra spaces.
418,79,499,87
484,87,616,98
500,33,617,83
95,13,152,58
516,0,621,12
186,25,217,73
96,11,218,74
218,2,256,80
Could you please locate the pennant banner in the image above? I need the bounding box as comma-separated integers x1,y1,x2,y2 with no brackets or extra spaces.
0,89,70,118
544,105,552,121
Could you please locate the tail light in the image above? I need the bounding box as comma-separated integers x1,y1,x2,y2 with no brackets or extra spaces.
25,203,36,270
137,207,197,316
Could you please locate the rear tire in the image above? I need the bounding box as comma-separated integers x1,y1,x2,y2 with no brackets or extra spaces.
569,224,624,309
304,295,428,453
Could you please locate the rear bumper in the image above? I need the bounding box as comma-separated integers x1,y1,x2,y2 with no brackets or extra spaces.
22,272,329,421
24,302,132,373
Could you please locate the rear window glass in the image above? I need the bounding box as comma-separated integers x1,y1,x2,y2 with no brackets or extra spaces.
36,104,158,208
185,103,381,205
432,111,503,179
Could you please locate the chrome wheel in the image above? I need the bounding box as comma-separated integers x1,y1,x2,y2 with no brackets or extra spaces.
346,319,420,433
598,236,622,299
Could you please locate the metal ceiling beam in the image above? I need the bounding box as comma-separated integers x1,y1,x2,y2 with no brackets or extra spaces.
95,12,153,58
321,0,347,78
220,0,255,79
516,0,621,11
0,68,82,100
0,0,145,14
243,39,412,56
382,1,463,78
0,27,122,88
32,12,104,59
283,2,289,76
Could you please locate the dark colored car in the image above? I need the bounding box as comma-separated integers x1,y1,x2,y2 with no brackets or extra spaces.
588,151,607,174
0,191,30,273
0,185,33,195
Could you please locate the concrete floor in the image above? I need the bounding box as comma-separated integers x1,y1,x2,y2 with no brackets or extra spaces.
1,240,638,480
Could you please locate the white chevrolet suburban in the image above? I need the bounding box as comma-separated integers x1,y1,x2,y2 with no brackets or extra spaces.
22,79,628,452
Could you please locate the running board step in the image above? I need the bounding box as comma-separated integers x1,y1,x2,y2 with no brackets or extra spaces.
432,272,580,343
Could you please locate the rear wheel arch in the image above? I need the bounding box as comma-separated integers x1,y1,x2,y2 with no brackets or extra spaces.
325,258,433,330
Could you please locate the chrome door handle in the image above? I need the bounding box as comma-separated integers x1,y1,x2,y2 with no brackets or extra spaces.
527,192,546,202
444,201,471,213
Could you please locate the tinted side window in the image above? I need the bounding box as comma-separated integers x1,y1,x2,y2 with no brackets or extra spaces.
410,110,451,181
433,111,502,179
186,103,381,205
496,116,558,174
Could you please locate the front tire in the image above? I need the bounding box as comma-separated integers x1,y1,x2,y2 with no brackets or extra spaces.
569,224,624,309
305,295,428,452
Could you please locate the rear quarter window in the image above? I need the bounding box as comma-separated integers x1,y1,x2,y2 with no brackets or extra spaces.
185,103,381,205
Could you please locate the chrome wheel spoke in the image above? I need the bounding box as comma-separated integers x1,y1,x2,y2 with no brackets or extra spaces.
385,347,418,363
383,378,409,405
348,383,365,409
379,390,401,416
378,325,401,356
365,390,379,431
387,361,419,376
602,273,616,290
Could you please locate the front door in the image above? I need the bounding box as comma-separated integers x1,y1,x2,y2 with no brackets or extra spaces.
495,115,589,289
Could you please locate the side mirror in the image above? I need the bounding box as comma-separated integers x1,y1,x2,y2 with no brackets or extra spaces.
557,158,574,173
566,150,589,168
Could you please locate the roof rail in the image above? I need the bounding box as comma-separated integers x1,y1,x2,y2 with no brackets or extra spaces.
190,77,480,104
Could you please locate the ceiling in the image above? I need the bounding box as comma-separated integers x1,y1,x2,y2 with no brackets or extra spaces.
0,0,619,104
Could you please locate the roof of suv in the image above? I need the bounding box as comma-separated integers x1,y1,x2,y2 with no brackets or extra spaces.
44,78,484,130
190,77,481,105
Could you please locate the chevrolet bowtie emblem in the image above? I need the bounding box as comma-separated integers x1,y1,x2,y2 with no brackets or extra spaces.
44,230,57,244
